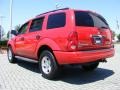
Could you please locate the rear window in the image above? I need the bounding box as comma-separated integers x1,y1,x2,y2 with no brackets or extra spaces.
75,11,109,28
90,13,109,28
47,13,66,29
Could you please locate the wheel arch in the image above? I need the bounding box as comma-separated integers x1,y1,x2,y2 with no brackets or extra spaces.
37,45,60,65
7,41,16,54
37,45,53,58
36,38,61,58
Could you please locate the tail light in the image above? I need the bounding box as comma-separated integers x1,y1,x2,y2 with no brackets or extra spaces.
67,31,78,51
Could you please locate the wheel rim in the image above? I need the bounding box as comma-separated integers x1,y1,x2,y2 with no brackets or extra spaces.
41,56,52,74
8,48,12,60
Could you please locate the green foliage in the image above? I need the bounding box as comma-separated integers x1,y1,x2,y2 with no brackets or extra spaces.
7,31,10,39
0,40,8,47
117,34,120,41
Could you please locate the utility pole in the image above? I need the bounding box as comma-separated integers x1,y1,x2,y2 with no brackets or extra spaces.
9,0,13,39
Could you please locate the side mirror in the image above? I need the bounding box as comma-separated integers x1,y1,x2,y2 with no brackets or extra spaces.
11,30,18,36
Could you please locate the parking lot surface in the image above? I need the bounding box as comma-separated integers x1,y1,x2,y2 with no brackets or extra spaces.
0,44,120,90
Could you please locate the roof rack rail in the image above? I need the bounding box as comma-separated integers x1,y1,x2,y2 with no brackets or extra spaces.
36,8,70,17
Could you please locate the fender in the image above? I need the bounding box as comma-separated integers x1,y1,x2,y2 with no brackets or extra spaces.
35,38,61,55
7,38,16,54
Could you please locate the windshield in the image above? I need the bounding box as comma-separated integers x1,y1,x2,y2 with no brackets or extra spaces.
75,11,109,29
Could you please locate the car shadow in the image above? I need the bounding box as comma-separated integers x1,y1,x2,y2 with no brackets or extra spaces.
59,66,114,85
16,60,114,85
16,60,40,73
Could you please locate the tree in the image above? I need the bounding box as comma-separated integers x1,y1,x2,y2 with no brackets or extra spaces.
7,31,10,39
117,34,120,42
6,24,21,39
112,31,116,40
15,24,21,31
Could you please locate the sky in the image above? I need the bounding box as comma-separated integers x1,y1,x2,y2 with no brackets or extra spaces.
0,0,120,34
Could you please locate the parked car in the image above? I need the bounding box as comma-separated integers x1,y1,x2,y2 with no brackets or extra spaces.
7,8,114,79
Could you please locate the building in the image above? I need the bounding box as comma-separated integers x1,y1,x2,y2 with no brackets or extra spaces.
0,25,4,40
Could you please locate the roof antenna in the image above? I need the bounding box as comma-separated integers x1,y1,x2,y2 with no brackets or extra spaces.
56,4,60,9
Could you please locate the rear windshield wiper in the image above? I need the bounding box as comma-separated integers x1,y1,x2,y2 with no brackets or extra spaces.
99,26,109,29
100,27,108,29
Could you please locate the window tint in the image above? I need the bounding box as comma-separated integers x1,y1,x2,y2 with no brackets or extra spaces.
18,23,28,34
29,17,44,32
75,11,94,27
90,13,109,28
47,13,66,29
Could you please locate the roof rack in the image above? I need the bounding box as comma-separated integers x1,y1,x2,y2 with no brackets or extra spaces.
36,8,70,17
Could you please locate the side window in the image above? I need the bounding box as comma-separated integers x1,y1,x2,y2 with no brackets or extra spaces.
29,17,44,32
18,23,29,35
47,13,66,29
75,11,94,27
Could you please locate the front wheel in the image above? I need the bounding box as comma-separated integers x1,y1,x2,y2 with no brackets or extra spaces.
39,50,60,80
81,62,99,71
7,47,16,63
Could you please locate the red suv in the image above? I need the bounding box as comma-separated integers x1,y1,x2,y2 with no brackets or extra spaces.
7,8,114,79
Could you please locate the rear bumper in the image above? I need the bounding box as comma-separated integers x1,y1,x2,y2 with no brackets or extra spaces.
54,48,115,64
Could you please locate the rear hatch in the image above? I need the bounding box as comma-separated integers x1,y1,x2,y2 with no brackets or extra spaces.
74,11,112,51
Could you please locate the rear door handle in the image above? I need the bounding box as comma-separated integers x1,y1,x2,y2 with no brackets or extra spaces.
36,35,41,40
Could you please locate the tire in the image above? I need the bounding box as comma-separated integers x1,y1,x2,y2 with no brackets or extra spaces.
39,50,60,80
7,47,16,63
81,62,99,71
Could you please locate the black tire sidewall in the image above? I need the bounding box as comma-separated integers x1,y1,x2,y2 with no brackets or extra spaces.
82,62,99,71
7,47,15,63
39,50,59,79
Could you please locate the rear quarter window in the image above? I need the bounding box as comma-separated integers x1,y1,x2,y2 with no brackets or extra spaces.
75,11,94,27
47,12,66,29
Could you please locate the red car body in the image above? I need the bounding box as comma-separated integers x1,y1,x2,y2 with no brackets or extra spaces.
7,8,114,79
